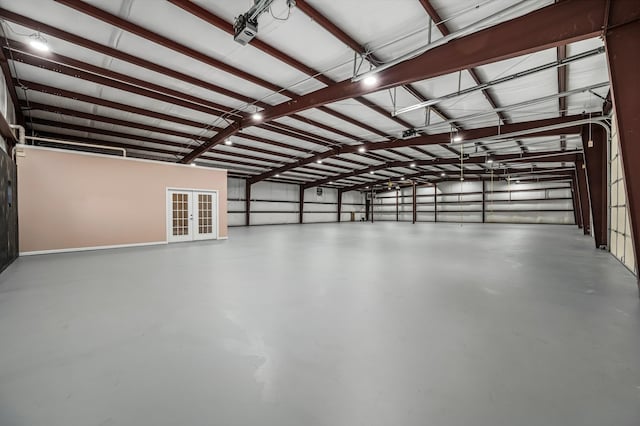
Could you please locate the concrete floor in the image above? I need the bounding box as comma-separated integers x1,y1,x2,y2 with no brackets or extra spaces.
0,223,638,426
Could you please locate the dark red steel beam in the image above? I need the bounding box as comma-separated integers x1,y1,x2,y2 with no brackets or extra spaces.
20,79,216,130
575,161,591,235
416,0,515,130
8,49,342,157
5,42,240,118
604,0,640,289
248,115,584,183
294,0,454,129
7,44,363,157
58,0,418,141
1,12,387,154
182,0,606,162
0,8,259,105
167,0,420,144
570,176,582,228
53,0,288,95
581,124,608,248
304,151,580,189
30,116,300,164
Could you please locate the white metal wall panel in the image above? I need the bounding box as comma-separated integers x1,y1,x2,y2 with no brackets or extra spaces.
609,112,636,275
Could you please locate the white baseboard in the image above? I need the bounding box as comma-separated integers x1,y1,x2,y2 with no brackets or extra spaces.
20,241,168,256
217,236,229,240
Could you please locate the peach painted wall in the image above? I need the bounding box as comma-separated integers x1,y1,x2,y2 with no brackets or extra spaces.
16,146,227,253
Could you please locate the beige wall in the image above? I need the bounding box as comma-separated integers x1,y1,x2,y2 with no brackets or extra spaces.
17,146,227,253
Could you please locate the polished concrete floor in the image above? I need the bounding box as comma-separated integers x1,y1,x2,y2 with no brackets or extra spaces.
0,223,639,426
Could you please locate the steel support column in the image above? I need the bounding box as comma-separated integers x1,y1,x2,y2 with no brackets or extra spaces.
434,183,438,223
337,189,343,223
396,189,399,222
245,181,251,226
299,186,304,224
582,124,608,248
576,162,591,235
604,0,640,290
571,176,582,228
412,182,417,224
482,180,486,223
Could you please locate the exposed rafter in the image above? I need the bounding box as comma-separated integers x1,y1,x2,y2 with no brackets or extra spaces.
181,0,606,162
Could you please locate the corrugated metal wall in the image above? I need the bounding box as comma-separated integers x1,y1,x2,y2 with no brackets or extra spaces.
371,180,574,224
228,178,365,226
609,112,636,275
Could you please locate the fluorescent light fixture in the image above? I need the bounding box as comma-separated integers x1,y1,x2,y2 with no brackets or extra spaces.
358,146,366,153
394,98,441,116
224,139,233,145
29,33,49,51
363,76,378,86
252,112,263,121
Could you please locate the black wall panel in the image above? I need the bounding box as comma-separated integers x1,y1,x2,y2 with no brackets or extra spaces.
0,147,17,272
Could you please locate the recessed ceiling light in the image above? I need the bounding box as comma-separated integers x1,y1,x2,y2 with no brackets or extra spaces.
358,146,366,153
363,75,378,86
29,33,49,51
252,112,263,121
224,139,233,146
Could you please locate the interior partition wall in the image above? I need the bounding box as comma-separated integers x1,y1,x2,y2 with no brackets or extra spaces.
16,145,228,254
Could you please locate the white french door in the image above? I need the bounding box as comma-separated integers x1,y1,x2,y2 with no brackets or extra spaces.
167,190,218,242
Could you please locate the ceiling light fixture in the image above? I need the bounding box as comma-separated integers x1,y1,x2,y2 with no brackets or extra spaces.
29,33,49,51
275,174,280,177
317,159,322,164
401,177,405,181
410,163,416,168
369,171,374,174
252,112,263,121
441,172,446,177
224,139,233,145
358,146,366,153
363,75,378,86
